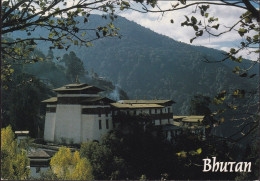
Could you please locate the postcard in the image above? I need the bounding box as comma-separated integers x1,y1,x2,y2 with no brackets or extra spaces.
1,0,259,180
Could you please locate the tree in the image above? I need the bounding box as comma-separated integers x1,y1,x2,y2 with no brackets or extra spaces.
80,141,128,180
50,146,93,180
189,94,211,115
1,0,131,83
1,125,30,180
61,51,85,82
2,72,52,137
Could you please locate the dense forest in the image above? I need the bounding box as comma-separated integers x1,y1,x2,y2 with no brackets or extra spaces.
11,15,258,115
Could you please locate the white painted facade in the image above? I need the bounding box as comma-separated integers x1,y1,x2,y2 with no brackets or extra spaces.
43,83,174,144
81,113,113,142
44,102,113,144
44,108,56,142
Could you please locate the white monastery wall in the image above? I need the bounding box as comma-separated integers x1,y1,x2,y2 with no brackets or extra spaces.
44,112,56,142
54,104,82,144
81,114,112,142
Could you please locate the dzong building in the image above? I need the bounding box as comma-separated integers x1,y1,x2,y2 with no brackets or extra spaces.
42,83,175,144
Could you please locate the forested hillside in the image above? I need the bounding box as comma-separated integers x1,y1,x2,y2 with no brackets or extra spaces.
10,15,258,115
56,15,257,115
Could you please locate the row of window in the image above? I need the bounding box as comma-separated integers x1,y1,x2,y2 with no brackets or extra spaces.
99,119,115,130
99,118,171,130
153,118,170,125
153,107,171,114
82,108,110,116
114,107,171,115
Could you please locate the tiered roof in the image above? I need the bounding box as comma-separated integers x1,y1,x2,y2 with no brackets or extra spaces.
119,100,175,104
111,103,164,109
53,83,104,93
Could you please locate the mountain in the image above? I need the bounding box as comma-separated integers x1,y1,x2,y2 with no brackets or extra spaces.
11,15,259,115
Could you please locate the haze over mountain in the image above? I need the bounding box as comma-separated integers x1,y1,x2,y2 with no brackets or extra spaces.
11,15,258,115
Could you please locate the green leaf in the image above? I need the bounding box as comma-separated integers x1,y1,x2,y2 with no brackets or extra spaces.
81,32,86,36
201,5,210,11
244,17,251,23
86,42,93,47
179,0,186,5
193,25,199,31
49,19,55,25
212,24,219,30
238,28,247,36
205,13,209,18
253,34,259,42
122,1,130,7
235,56,242,63
232,89,245,98
191,16,197,24
196,148,202,154
232,66,240,74
48,33,54,38
195,30,203,37
184,15,190,22
108,23,115,29
230,48,236,54
74,40,78,45
208,17,217,23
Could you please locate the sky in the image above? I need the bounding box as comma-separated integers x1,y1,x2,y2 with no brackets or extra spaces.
117,1,259,61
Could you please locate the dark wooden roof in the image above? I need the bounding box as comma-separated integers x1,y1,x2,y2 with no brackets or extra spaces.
81,97,115,103
111,103,164,109
42,97,58,103
28,150,50,158
119,100,175,104
53,83,104,92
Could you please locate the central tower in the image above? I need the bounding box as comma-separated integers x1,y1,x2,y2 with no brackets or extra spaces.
43,83,114,144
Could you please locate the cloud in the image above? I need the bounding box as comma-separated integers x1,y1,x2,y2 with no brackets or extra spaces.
119,1,258,60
